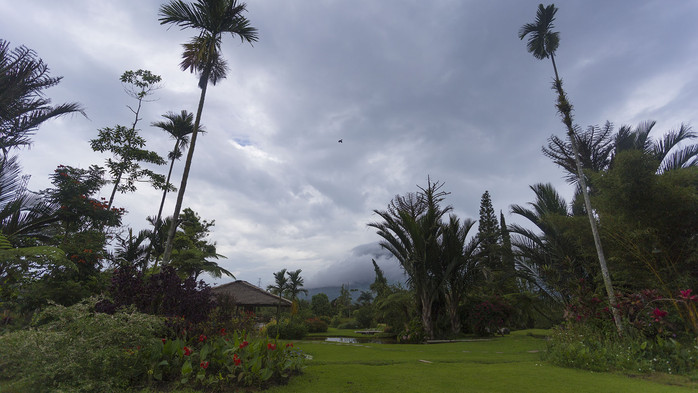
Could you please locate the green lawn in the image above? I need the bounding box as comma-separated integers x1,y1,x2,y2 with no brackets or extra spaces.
267,330,697,393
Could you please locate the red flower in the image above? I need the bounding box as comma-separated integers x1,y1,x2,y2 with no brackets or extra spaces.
267,343,276,350
680,289,698,301
233,353,241,366
652,308,668,321
200,361,209,369
239,341,249,349
162,338,167,344
219,328,227,336
286,343,293,348
183,346,192,356
199,334,207,342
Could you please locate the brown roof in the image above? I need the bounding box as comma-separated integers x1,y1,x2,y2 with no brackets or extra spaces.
211,280,293,307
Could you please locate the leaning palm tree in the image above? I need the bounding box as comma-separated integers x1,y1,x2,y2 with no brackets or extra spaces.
519,4,622,333
158,0,258,263
151,111,196,231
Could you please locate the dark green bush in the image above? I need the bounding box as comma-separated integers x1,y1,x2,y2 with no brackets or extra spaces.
337,319,360,330
0,298,165,393
545,323,698,375
267,321,308,339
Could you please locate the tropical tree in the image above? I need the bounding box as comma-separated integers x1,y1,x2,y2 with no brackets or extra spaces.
545,121,698,180
440,215,480,334
0,156,57,247
369,179,452,339
519,3,622,333
158,0,259,263
509,183,590,305
150,110,195,230
285,269,308,301
267,268,289,324
89,70,166,209
169,207,232,280
113,228,151,270
476,191,501,278
311,292,332,317
0,39,84,158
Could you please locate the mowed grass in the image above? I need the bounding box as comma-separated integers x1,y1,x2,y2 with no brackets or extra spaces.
267,330,697,393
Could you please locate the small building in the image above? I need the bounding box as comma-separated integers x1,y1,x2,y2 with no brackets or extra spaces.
211,280,292,313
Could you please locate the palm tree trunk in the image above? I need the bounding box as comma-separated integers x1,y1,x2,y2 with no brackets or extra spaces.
420,293,434,340
549,54,623,334
156,155,177,228
162,77,209,263
144,154,177,267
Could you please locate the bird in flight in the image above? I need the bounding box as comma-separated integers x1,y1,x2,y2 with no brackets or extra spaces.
338,139,343,143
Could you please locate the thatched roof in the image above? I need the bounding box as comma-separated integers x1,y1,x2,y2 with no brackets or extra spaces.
211,280,292,308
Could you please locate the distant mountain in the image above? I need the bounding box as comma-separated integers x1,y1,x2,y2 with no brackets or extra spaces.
299,284,371,303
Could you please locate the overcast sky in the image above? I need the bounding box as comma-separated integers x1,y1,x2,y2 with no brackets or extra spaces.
2,0,697,290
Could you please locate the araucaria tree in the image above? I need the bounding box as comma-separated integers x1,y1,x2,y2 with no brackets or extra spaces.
477,191,501,277
519,3,623,333
158,0,259,263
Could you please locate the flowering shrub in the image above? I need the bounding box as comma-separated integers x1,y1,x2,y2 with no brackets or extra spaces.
549,286,698,376
150,330,304,390
305,317,329,333
469,298,513,336
564,287,698,339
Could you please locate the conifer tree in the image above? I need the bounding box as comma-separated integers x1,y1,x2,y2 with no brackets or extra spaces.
477,191,501,272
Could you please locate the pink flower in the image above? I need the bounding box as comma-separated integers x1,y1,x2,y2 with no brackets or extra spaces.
652,308,668,322
679,289,698,301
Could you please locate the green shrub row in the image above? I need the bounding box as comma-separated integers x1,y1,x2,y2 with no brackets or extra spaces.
0,298,305,392
544,323,698,376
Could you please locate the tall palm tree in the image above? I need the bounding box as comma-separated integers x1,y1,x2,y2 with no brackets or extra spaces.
267,268,289,326
158,0,258,263
285,269,308,301
519,4,623,333
150,111,195,231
